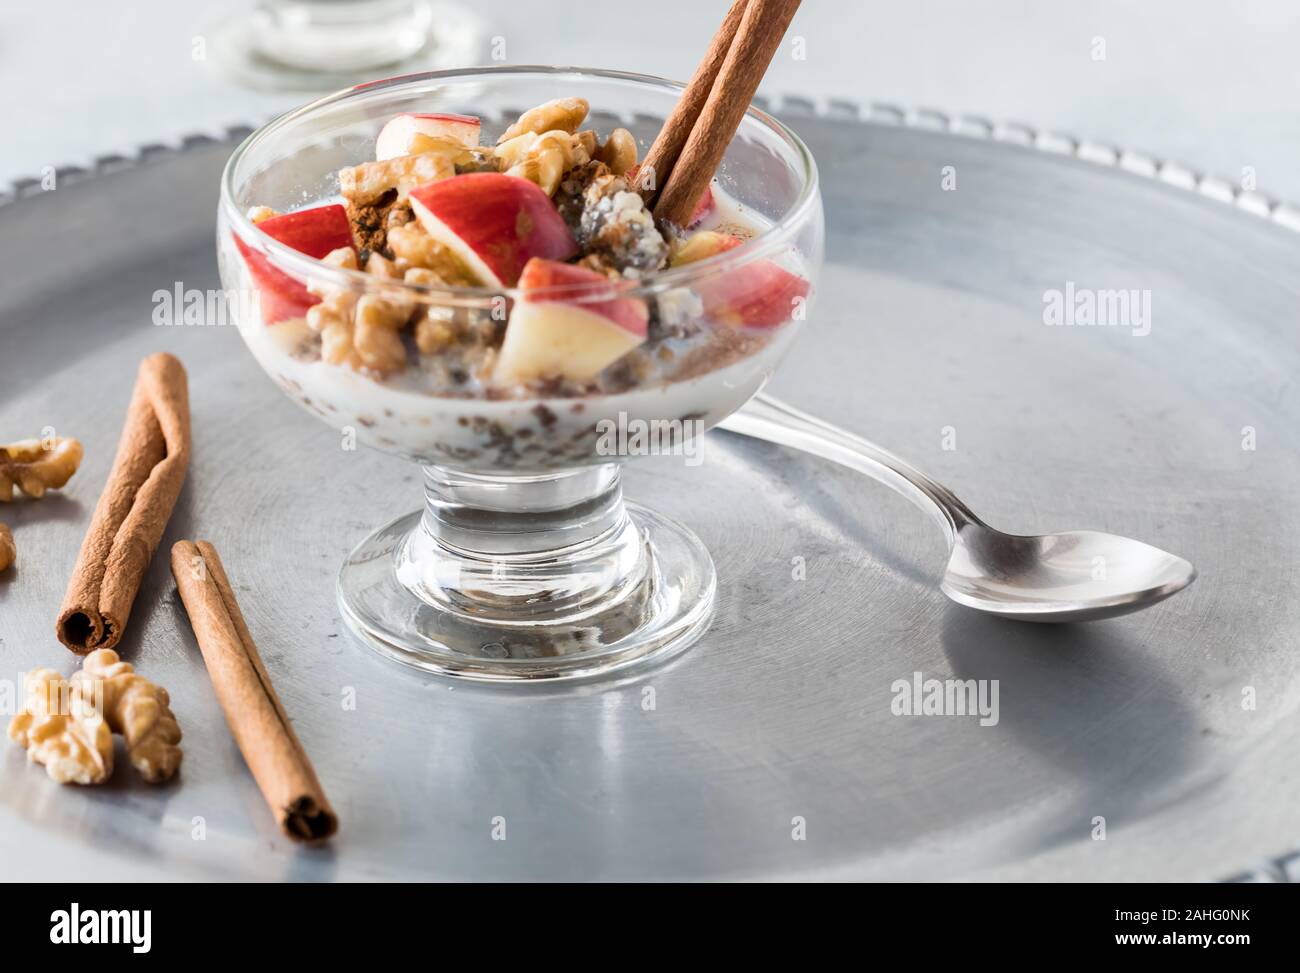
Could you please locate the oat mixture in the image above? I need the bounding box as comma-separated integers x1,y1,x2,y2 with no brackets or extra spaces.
242,98,807,400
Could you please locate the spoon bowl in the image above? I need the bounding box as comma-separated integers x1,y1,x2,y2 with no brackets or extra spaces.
941,526,1197,622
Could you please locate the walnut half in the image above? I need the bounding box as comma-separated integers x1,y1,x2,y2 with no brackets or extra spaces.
497,98,590,143
0,436,83,501
495,130,591,196
9,651,182,785
0,522,13,572
595,128,638,177
76,649,182,783
8,668,113,785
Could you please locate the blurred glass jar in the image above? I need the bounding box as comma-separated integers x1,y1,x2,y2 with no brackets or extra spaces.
251,1,435,73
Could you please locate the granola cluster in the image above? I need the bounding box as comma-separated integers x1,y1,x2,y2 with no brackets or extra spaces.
303,232,498,384
557,162,670,276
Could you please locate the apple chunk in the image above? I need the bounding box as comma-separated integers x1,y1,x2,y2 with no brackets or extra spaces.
695,259,810,328
375,112,481,160
670,230,744,266
409,172,578,287
233,204,355,324
494,259,648,384
687,184,716,227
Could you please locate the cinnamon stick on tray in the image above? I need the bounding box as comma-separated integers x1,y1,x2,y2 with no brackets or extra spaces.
653,0,802,229
57,353,191,653
171,539,338,843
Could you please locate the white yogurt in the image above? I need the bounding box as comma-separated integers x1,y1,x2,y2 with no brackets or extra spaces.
243,316,799,470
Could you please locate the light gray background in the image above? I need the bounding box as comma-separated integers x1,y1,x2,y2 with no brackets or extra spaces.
5,0,1299,199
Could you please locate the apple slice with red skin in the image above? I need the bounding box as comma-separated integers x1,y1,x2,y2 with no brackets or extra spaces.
671,230,809,327
695,258,811,329
494,258,649,384
376,112,481,160
233,204,355,324
409,172,578,287
687,184,716,227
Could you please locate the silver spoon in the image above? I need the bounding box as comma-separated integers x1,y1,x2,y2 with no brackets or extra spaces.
718,393,1196,622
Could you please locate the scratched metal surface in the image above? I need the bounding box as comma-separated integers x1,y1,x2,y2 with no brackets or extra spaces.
1,109,1298,881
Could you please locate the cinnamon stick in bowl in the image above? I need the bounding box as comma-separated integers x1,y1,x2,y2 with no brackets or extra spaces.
653,0,802,229
636,0,750,209
171,539,338,844
57,352,191,653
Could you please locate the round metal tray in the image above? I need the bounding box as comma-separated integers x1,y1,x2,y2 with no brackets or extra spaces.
2,103,1298,881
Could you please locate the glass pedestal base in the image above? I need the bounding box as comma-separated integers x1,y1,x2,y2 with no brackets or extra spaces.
337,466,715,681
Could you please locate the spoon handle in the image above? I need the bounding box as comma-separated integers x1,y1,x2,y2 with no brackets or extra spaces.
718,392,981,543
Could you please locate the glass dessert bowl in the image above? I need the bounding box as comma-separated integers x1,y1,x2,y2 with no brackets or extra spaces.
218,67,823,680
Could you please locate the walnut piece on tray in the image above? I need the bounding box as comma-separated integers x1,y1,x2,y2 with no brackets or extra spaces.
8,650,182,785
8,668,113,785
78,648,183,783
0,436,83,501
